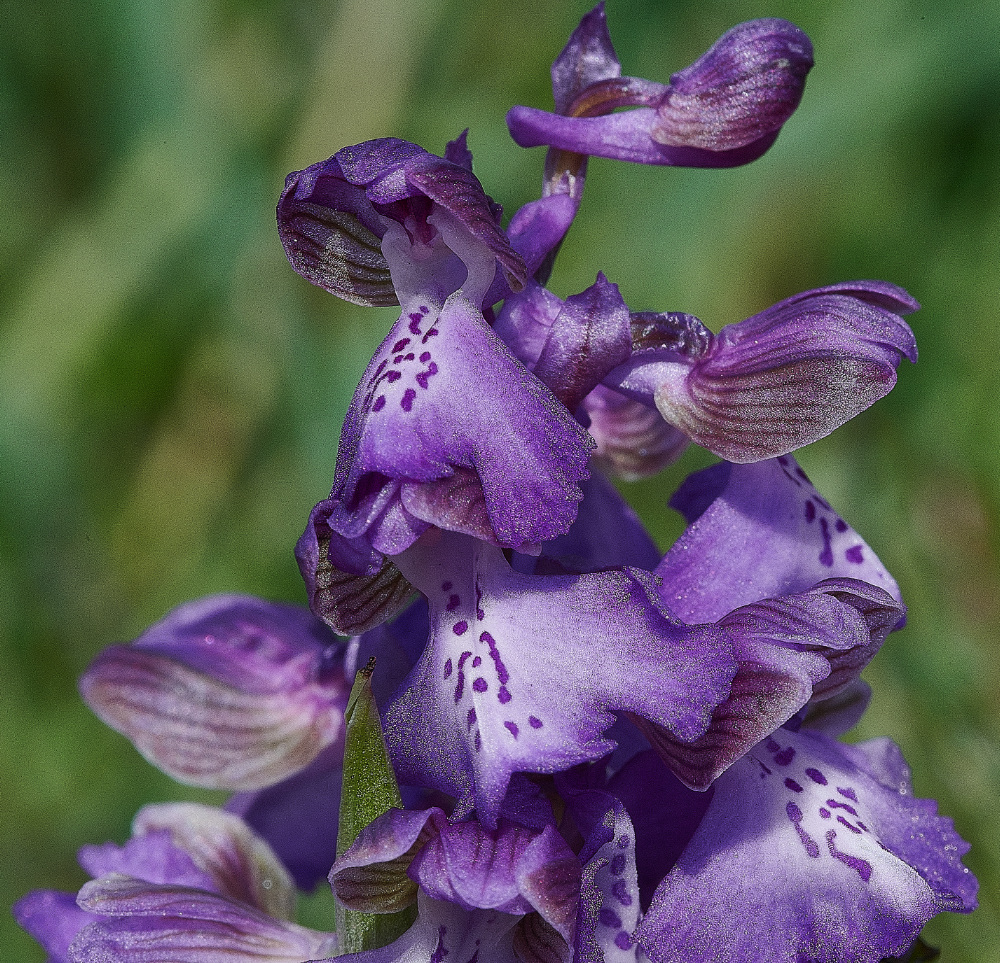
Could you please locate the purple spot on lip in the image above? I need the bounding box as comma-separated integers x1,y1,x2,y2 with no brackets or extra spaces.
819,517,834,567
482,632,510,685
467,708,476,727
805,767,828,785
839,786,858,802
835,518,848,532
612,879,632,906
474,732,481,752
804,500,816,522
420,351,431,362
819,807,831,819
827,799,859,817
401,388,416,411
845,545,864,564
441,581,452,591
386,370,401,383
453,621,468,636
504,721,519,738
472,678,488,693
446,594,461,611
826,830,872,881
610,854,626,876
416,362,439,389
498,686,511,704
773,746,795,766
837,815,862,833
615,933,633,951
786,802,820,858
599,908,622,929
372,395,386,412
472,656,481,668
408,313,423,334
785,778,803,793
443,659,453,679
528,716,543,729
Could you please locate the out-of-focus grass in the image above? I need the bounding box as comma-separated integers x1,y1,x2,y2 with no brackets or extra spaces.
2,0,996,959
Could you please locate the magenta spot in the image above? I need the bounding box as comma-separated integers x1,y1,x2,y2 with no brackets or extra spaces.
430,925,448,963
774,746,796,766
443,659,453,679
401,388,416,411
837,816,863,834
404,352,415,361
408,313,423,334
785,778,803,793
504,721,519,739
467,708,476,728
416,362,439,389
819,517,834,566
454,674,465,702
477,608,485,620
482,632,510,685
599,908,622,929
374,359,388,376
612,879,632,906
420,351,431,363
372,395,386,412
474,732,481,752
446,594,461,611
528,715,543,729
391,336,410,352
765,737,779,752
819,807,831,819
805,767,827,785
419,305,429,314
472,677,488,693
857,821,868,832
826,830,872,881
441,581,452,591
386,370,401,383
786,802,820,858
422,327,439,343
839,786,858,801
615,933,633,951
393,354,404,364
835,518,848,533
610,854,627,876
845,545,864,564
804,500,816,522
453,621,468,636
472,655,482,668
498,686,511,704
827,799,859,817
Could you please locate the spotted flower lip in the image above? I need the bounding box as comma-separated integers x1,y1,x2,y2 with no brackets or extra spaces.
507,13,813,168
278,135,525,307
79,595,350,790
633,728,977,963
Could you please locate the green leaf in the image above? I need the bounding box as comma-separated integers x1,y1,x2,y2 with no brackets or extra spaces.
335,657,416,953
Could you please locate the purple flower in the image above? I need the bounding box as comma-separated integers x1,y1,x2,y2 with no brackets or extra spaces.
607,282,918,462
507,9,813,168
79,595,350,790
14,804,335,963
624,730,977,963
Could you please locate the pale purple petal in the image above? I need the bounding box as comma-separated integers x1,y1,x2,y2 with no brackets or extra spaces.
131,804,295,919
635,582,903,788
612,285,917,462
79,596,349,790
78,831,216,892
660,455,903,623
384,533,735,825
635,729,976,963
651,19,813,151
71,875,337,963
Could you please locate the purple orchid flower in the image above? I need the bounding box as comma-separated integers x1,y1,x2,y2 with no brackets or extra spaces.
14,803,336,963
507,7,813,169
79,595,350,790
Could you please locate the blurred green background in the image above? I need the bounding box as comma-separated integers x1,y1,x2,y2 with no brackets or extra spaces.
2,0,997,958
